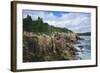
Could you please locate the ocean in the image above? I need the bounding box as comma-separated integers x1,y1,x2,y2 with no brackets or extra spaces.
74,36,91,60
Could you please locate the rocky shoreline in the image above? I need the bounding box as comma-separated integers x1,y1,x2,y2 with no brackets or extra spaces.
23,31,82,62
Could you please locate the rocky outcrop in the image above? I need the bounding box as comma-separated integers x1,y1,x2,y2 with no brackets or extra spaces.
23,31,80,62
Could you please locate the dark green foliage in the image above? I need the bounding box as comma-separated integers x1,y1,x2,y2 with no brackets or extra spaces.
23,15,72,33
77,32,91,36
23,15,33,32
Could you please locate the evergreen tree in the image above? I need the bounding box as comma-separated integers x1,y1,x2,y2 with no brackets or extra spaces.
23,15,33,32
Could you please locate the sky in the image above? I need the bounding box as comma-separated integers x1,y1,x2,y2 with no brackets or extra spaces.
23,10,91,33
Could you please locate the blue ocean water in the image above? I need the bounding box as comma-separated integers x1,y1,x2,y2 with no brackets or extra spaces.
74,36,91,60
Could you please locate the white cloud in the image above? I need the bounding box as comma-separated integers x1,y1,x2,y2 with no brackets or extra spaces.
23,10,91,33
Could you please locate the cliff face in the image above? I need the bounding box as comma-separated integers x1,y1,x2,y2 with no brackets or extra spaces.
23,31,79,62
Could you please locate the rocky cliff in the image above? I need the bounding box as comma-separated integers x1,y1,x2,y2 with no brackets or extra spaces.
23,31,80,62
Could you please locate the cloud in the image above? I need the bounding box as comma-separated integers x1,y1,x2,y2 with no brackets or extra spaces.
23,10,91,33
